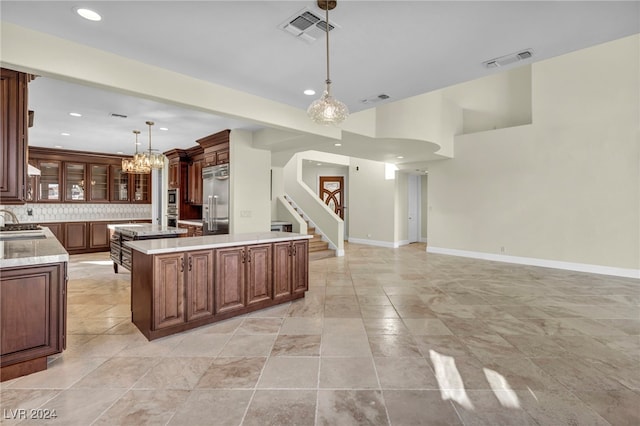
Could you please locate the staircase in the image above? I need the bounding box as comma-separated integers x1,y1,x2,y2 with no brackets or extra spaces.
287,197,335,261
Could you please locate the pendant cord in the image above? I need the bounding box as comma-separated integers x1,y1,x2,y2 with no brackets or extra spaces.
325,3,331,90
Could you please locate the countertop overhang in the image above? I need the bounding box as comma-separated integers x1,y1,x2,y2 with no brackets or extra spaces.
0,227,69,268
126,232,313,255
108,224,187,237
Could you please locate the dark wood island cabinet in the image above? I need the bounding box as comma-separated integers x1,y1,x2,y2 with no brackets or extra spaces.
129,232,310,340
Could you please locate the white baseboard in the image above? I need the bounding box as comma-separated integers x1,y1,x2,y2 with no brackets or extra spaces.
336,249,345,257
348,238,411,249
426,246,640,279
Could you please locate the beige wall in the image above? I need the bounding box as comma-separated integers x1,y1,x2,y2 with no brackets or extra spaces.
394,172,408,243
427,35,640,272
420,174,428,242
348,158,396,244
229,130,271,233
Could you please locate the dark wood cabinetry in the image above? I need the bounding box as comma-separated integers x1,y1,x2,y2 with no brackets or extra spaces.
89,221,110,250
153,253,186,329
186,250,214,321
131,236,308,341
65,222,87,252
273,240,309,300
0,262,67,382
42,222,64,245
188,159,203,205
0,68,30,204
178,222,203,237
29,147,151,204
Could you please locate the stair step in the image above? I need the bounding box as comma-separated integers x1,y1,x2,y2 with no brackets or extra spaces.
309,249,335,261
309,241,329,252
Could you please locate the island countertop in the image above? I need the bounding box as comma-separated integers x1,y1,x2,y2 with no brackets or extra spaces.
108,224,187,237
126,231,312,255
0,227,69,268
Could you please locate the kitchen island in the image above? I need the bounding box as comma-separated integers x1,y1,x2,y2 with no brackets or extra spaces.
127,232,312,340
108,224,187,273
0,227,68,381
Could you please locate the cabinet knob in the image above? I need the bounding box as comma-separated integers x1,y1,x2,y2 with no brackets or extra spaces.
180,257,185,272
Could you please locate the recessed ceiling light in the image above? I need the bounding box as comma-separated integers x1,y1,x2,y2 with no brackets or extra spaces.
316,163,322,166
159,127,169,131
69,112,82,117
135,142,141,146
76,8,102,21
61,132,70,136
54,145,63,149
334,143,342,147
304,89,316,96
396,156,404,159
116,151,124,155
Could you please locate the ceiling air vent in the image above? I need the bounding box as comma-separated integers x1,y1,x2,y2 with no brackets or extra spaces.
279,7,338,44
110,113,128,119
360,94,391,104
483,49,534,68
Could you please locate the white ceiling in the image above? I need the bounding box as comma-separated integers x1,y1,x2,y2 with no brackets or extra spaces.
2,1,638,161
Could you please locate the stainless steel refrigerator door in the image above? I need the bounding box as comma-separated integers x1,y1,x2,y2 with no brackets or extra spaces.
202,165,229,234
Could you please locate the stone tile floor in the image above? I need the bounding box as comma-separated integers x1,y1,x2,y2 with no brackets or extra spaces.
1,242,639,425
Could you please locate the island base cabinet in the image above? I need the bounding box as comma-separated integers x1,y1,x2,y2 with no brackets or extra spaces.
273,240,309,300
131,238,309,341
0,262,67,382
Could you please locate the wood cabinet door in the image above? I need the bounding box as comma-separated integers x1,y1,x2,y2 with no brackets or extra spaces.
214,247,245,314
216,148,229,165
152,254,185,329
0,69,27,205
186,250,214,321
292,240,309,294
89,222,110,250
63,163,86,202
246,244,272,306
64,222,87,252
36,160,61,202
168,161,179,189
132,173,151,203
188,160,203,205
110,165,129,202
88,164,109,202
272,242,292,300
0,262,65,366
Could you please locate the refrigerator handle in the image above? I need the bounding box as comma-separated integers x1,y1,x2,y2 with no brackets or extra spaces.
207,195,214,229
213,195,218,231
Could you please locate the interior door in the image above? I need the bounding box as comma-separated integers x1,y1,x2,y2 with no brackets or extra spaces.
319,176,344,219
408,174,419,243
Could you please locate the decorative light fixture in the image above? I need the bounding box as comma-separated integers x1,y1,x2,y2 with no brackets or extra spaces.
122,122,166,174
307,0,349,125
122,130,150,174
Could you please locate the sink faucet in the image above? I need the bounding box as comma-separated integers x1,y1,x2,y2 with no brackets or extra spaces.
0,209,19,224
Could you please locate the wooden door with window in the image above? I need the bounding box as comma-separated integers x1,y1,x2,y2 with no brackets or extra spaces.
319,176,344,219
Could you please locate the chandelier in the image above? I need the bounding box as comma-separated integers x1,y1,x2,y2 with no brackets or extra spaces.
122,121,166,174
307,0,349,125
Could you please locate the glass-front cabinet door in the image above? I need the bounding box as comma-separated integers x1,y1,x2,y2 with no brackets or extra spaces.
38,160,62,202
89,164,109,202
64,162,86,202
133,173,151,203
110,165,129,202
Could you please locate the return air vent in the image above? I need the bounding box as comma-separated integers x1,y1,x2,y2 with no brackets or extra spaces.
483,49,534,68
110,112,128,118
279,7,338,44
360,94,391,104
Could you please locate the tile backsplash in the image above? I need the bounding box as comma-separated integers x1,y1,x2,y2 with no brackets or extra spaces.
0,204,152,224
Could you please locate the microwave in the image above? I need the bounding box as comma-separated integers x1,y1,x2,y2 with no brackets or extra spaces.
167,189,177,205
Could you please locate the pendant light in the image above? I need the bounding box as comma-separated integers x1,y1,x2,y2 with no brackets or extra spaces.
307,0,349,125
122,130,150,174
142,121,165,170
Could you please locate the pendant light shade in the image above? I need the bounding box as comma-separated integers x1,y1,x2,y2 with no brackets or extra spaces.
121,122,166,174
308,0,349,125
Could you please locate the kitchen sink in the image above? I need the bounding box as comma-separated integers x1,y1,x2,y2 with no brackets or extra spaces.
0,233,47,241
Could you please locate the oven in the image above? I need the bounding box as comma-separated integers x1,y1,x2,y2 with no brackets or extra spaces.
167,189,178,227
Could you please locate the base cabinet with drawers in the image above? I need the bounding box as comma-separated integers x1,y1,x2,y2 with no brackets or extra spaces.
131,237,308,340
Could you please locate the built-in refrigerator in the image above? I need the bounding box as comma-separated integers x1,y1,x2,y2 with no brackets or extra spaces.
202,164,229,235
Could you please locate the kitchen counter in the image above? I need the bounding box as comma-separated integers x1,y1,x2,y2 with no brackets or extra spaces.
127,231,312,255
108,224,187,237
177,219,203,227
0,227,69,268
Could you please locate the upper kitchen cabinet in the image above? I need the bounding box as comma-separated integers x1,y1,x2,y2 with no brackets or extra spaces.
89,164,109,202
165,149,189,192
64,162,86,202
0,68,32,204
197,130,230,167
28,147,151,204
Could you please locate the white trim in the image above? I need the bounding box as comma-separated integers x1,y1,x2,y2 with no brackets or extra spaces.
348,238,410,249
348,237,396,248
426,246,640,279
336,249,345,257
420,237,428,243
